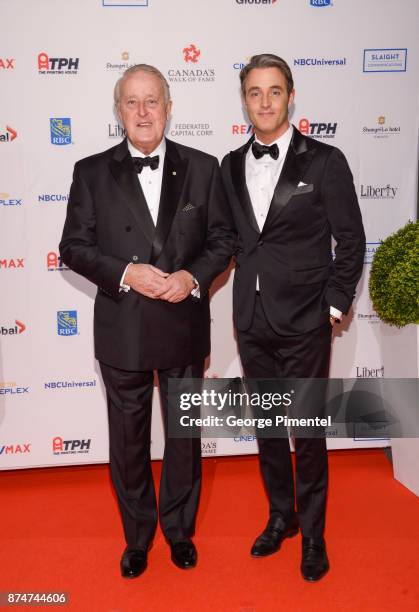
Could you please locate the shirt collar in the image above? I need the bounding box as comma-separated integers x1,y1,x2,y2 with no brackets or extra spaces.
252,124,293,159
127,137,166,160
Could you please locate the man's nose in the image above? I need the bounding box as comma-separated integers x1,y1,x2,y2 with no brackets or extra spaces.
136,101,148,116
261,93,271,108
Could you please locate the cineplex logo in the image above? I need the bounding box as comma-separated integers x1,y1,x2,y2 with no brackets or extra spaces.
0,125,17,142
1,320,26,335
38,52,79,74
167,44,215,83
0,381,29,395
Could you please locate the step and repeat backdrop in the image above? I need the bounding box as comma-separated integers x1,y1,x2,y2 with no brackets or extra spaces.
1,0,418,469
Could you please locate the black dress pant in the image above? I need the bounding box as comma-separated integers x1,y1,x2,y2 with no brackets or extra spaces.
100,360,204,550
237,295,331,538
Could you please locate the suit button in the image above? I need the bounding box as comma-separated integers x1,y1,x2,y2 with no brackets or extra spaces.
125,226,132,232
258,240,264,246
132,255,139,261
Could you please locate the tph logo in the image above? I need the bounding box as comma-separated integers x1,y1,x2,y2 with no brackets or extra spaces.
0,58,15,69
53,437,91,455
38,52,79,74
47,251,69,271
50,118,72,145
1,320,26,335
183,44,200,64
0,258,25,269
0,126,17,142
57,311,78,336
298,118,337,139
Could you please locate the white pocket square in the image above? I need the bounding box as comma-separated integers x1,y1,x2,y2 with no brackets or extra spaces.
297,181,307,187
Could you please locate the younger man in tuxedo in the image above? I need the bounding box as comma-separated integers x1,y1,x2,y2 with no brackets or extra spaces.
221,54,365,581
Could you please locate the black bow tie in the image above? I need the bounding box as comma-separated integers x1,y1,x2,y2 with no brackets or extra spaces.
252,141,279,161
132,155,160,173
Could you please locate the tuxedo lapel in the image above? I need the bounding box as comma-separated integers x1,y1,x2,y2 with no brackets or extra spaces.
263,127,315,230
150,138,188,265
230,137,260,234
109,139,155,244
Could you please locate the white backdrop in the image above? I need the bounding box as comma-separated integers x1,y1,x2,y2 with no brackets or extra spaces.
1,0,418,469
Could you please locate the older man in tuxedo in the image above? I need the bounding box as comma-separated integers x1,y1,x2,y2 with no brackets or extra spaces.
221,54,365,581
60,64,234,578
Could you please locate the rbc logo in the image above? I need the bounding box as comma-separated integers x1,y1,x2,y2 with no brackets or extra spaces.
50,118,71,145
57,310,78,336
310,0,331,6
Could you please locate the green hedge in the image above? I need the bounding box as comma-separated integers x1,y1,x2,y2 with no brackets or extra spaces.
369,220,419,327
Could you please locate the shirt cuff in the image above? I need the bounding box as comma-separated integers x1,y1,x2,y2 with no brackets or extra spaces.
191,276,200,299
330,306,342,320
119,263,132,293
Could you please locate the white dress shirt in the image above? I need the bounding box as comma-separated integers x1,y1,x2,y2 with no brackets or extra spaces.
246,125,341,320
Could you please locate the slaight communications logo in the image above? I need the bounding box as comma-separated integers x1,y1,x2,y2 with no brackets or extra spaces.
47,251,69,271
38,52,79,74
364,242,381,264
50,118,72,145
57,311,78,336
53,437,91,455
1,320,25,335
0,193,22,206
0,125,17,142
298,118,337,139
363,49,407,73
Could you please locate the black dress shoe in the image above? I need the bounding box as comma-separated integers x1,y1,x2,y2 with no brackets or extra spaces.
251,515,299,557
120,548,148,578
169,539,197,569
301,537,329,581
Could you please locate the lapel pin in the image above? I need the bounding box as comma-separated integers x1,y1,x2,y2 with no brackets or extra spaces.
172,171,177,176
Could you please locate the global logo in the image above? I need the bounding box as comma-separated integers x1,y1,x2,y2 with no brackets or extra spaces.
57,311,78,336
50,118,72,145
102,0,149,5
298,118,337,139
0,58,14,69
310,0,331,6
0,193,22,206
47,251,69,271
183,44,200,64
235,0,277,4
38,52,79,74
1,320,26,335
0,125,17,142
53,437,91,455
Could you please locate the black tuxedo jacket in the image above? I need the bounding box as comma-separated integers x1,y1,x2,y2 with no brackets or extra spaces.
60,138,235,371
221,127,365,335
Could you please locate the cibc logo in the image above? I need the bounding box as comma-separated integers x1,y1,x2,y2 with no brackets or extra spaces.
53,437,91,455
38,52,79,74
